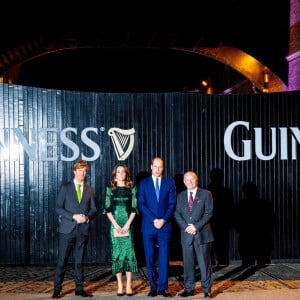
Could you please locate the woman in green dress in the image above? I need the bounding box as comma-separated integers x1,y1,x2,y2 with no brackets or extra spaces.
104,164,138,296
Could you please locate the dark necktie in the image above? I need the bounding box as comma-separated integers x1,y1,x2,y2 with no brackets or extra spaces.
188,191,193,212
76,184,82,203
155,178,160,201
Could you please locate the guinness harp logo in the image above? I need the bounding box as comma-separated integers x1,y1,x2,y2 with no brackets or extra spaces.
108,127,135,160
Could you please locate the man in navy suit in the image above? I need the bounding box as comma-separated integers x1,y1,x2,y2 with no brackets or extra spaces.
52,160,97,298
174,171,214,298
138,157,176,297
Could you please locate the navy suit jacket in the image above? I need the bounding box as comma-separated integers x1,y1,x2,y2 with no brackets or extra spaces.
174,187,214,245
55,181,97,235
138,176,176,234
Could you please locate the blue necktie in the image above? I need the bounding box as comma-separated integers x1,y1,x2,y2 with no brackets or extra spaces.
155,178,160,201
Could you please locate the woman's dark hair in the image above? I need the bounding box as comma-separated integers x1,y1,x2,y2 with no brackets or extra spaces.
110,164,134,189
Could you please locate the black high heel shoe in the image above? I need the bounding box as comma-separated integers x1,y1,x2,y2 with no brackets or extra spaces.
126,287,133,296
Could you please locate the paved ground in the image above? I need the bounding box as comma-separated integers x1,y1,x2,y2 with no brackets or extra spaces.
1,262,300,299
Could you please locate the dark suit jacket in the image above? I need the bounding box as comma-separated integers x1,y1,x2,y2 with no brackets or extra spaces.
174,187,214,245
55,181,97,235
138,176,176,234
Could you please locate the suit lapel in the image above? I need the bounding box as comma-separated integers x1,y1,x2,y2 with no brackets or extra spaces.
71,183,79,203
193,188,202,210
181,192,189,212
159,177,164,196
150,177,158,199
81,183,89,203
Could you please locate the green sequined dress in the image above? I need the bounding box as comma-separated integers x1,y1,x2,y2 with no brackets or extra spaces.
104,186,138,274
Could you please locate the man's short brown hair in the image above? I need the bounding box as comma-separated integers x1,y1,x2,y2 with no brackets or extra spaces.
73,160,89,171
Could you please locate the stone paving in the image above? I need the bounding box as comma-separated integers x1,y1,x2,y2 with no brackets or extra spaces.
1,262,300,299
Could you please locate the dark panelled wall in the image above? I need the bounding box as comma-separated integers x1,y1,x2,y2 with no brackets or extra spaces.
0,83,299,264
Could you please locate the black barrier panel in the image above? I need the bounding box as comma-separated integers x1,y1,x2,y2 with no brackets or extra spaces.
0,83,299,264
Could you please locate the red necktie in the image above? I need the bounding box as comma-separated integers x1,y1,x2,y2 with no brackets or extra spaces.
188,191,193,212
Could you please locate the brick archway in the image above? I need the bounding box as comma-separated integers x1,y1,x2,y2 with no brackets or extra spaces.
0,36,287,93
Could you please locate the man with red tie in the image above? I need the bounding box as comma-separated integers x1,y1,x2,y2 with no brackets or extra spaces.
174,171,214,298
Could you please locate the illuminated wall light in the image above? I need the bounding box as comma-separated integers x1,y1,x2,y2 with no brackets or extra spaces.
262,69,269,93
201,80,208,87
201,79,213,94
206,87,213,94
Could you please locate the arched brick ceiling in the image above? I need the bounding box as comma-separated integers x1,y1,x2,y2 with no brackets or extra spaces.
0,31,289,93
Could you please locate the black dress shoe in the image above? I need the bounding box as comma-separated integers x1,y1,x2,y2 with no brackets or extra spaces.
52,290,60,299
204,292,211,298
75,290,93,297
147,290,157,297
158,290,171,297
179,290,194,297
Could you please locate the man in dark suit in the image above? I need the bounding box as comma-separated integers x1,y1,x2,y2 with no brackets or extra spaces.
174,171,214,299
137,157,176,297
52,160,97,298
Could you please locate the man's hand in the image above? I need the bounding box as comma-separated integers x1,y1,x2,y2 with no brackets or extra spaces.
153,218,165,229
185,223,197,235
73,214,88,223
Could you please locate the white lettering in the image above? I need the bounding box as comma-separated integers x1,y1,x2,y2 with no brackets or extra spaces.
224,121,300,161
14,128,37,160
60,128,80,161
40,128,58,161
280,128,288,160
254,128,276,160
224,121,251,161
81,127,101,161
291,128,300,160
